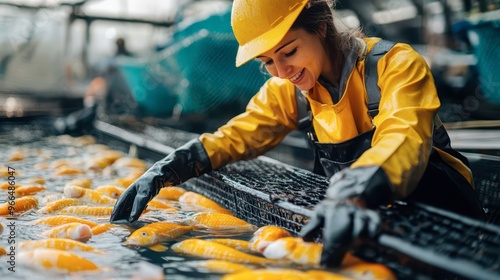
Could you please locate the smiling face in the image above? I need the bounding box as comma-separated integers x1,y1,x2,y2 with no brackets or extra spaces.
257,28,333,91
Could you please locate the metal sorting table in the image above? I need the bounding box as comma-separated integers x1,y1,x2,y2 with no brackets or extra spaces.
2,119,500,280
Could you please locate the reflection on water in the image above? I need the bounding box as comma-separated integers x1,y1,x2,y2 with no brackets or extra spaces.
0,135,292,280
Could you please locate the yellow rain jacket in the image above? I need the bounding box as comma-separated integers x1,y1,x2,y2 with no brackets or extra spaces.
199,37,474,201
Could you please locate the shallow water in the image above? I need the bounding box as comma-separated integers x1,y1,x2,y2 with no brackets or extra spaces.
0,135,371,280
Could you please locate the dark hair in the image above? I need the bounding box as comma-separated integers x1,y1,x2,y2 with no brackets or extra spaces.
292,0,364,63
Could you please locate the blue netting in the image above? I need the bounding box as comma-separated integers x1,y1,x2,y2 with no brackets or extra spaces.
467,14,500,104
116,4,267,117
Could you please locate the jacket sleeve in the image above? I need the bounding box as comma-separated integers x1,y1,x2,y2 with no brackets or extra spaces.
351,43,439,199
199,78,299,170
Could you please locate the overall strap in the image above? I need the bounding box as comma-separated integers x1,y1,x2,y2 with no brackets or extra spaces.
294,39,397,137
364,40,396,118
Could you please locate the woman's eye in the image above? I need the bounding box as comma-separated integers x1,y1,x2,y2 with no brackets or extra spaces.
263,60,274,66
284,48,297,57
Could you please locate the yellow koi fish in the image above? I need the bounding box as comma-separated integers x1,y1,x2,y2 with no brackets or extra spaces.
1,165,21,176
125,222,194,252
86,150,124,170
41,193,65,204
263,237,322,266
249,225,292,253
208,239,253,253
54,166,86,176
63,185,116,205
342,263,396,280
222,269,352,280
18,238,105,254
171,239,275,264
0,181,18,190
37,198,85,214
59,206,114,216
26,177,46,184
0,196,38,216
94,185,125,199
187,212,257,232
66,178,93,189
0,221,3,234
6,149,25,161
40,222,93,242
157,186,186,200
113,169,144,188
18,248,99,272
14,185,46,196
178,191,232,214
31,215,99,228
147,199,179,212
91,223,116,235
195,260,250,274
112,157,148,169
0,247,6,256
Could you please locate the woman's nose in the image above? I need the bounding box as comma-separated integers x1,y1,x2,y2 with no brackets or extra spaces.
275,61,292,79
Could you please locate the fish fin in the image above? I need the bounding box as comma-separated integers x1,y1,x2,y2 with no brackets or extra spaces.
149,244,168,252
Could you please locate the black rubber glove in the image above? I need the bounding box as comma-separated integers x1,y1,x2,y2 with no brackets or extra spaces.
109,139,211,223
52,104,97,135
300,166,393,267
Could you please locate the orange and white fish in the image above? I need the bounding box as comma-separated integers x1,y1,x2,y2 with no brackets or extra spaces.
54,166,86,176
249,225,292,253
263,237,322,266
112,157,149,169
0,247,6,256
37,198,85,214
18,238,105,254
41,193,65,204
178,191,232,214
63,185,116,205
91,223,117,235
125,222,194,252
156,186,187,200
18,248,99,273
171,239,275,264
6,149,25,161
221,269,352,280
86,150,124,170
40,222,93,242
31,215,99,228
26,177,46,184
305,270,354,280
342,263,396,280
186,212,257,232
0,182,18,190
208,239,253,253
13,185,46,196
193,260,250,274
0,221,3,234
59,206,114,216
94,185,125,199
0,196,38,216
147,199,179,212
1,165,21,176
66,178,93,189
112,169,144,188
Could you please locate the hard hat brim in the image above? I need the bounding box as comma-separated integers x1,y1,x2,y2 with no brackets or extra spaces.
234,0,309,67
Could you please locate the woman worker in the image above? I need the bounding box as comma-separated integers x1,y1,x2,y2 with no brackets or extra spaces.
111,0,484,267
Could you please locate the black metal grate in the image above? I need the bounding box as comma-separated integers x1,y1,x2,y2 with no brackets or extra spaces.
465,152,500,225
3,120,500,280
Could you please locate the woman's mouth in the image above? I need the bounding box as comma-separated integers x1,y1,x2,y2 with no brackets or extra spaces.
289,69,304,83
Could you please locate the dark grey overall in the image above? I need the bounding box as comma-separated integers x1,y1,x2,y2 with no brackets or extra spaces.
295,40,484,219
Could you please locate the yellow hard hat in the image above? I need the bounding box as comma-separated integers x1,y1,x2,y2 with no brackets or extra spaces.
231,0,309,67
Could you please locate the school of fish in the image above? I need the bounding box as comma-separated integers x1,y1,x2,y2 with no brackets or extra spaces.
0,134,396,279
